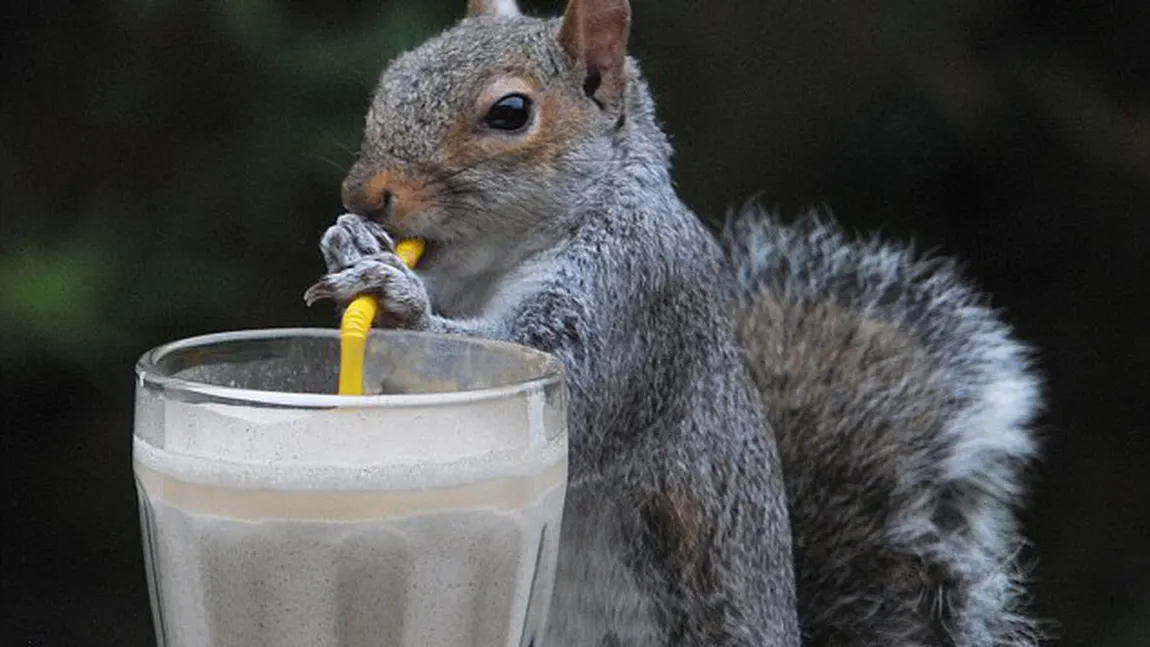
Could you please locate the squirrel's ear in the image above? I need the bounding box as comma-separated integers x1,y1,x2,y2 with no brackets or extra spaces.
558,0,631,110
466,0,521,18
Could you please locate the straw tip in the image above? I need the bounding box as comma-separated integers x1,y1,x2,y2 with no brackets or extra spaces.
396,238,426,269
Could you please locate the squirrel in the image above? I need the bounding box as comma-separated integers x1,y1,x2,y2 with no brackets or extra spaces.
303,0,1042,645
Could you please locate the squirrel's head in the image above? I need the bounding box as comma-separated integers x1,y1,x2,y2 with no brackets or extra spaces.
342,0,643,257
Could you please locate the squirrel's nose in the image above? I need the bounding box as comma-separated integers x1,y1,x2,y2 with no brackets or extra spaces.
342,169,428,223
377,190,395,220
341,178,393,221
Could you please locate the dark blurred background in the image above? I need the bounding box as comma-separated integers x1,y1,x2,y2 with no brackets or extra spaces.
3,0,1148,644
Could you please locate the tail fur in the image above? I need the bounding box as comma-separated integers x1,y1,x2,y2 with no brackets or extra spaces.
720,204,1042,646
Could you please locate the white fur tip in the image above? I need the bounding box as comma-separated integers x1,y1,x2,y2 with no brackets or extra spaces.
467,0,521,18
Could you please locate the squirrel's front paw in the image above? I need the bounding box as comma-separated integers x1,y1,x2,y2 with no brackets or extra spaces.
304,213,431,330
316,213,395,273
304,255,431,330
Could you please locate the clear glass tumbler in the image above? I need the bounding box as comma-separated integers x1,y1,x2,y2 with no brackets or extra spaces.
133,328,567,647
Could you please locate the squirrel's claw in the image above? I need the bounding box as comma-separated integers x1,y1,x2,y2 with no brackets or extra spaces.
302,280,336,307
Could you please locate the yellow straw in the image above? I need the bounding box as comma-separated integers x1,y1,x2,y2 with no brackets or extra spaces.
338,238,426,395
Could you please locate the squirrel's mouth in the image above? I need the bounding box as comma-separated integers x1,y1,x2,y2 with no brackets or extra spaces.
377,221,435,270
411,239,440,269
392,233,441,271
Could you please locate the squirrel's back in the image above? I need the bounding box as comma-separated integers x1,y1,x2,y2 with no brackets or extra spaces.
722,206,1042,646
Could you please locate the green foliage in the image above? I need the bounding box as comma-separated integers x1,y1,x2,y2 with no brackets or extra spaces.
0,231,121,368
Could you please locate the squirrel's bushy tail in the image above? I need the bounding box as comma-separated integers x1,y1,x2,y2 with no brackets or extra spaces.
720,204,1043,647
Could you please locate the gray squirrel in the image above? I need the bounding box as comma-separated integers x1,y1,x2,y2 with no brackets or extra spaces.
303,0,1042,645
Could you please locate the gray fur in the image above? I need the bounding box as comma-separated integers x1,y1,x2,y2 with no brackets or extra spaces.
307,2,1041,645
721,208,1042,646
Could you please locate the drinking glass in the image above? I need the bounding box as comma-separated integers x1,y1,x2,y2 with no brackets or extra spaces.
133,328,567,647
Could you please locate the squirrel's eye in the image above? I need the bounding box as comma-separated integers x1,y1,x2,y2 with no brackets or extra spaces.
483,93,532,132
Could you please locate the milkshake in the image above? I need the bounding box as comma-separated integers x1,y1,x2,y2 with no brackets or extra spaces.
133,329,567,647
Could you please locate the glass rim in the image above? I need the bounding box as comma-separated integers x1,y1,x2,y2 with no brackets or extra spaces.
135,327,565,409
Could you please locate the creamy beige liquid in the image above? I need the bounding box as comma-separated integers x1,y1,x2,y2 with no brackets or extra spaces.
134,400,566,647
